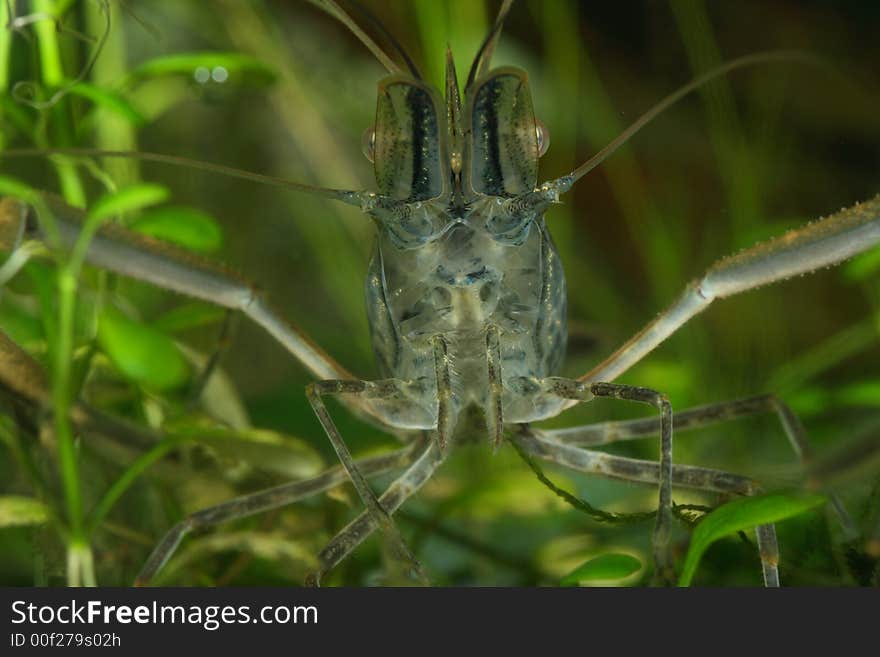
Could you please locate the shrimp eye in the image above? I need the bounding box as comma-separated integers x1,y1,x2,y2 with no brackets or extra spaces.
361,126,376,162
535,118,550,158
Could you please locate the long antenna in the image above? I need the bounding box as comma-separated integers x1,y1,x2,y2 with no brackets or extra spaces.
347,0,422,79
465,0,515,91
1,148,368,206
565,51,821,184
306,0,401,75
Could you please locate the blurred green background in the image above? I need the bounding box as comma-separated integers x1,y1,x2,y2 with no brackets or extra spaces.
0,0,878,586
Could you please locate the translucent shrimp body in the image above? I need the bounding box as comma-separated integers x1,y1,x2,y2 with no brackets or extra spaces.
360,58,568,436
365,194,568,432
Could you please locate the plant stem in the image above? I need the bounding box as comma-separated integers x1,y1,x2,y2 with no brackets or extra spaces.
66,539,96,587
0,0,11,91
53,271,94,587
0,0,11,150
87,437,184,533
32,0,86,207
85,0,139,186
30,0,92,585
52,272,80,525
32,0,63,86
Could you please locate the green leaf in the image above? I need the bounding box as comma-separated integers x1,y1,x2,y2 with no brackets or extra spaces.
0,301,44,346
0,175,38,204
178,345,250,430
173,426,324,480
0,95,37,136
131,206,223,252
628,359,694,405
152,302,227,333
162,531,315,583
679,491,827,586
836,380,880,407
843,243,880,281
561,553,642,585
66,81,146,126
448,469,576,519
0,496,49,527
788,380,880,418
97,308,189,390
87,184,170,223
128,52,276,86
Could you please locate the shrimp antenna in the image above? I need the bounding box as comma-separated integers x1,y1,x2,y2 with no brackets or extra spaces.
346,0,422,79
465,0,515,91
565,50,823,185
306,0,401,75
0,148,369,206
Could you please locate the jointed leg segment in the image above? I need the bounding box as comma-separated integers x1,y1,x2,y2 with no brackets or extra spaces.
306,440,443,586
307,380,429,584
432,334,454,452
544,199,880,585
7,168,878,588
486,325,504,449
514,428,780,586
539,378,675,583
304,335,453,584
545,393,855,534
134,442,421,585
578,196,880,387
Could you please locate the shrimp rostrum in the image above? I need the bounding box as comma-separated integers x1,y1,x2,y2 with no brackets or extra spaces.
1,1,879,586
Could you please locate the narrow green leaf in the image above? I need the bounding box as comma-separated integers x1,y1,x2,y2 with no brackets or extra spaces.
0,175,37,204
628,359,694,406
131,206,223,252
68,184,170,273
836,380,880,407
0,302,44,346
843,243,880,281
88,437,185,532
679,491,826,586
170,426,324,480
66,81,146,126
97,308,189,390
0,182,59,247
152,302,227,333
87,183,169,223
161,531,315,583
788,380,880,418
0,95,37,136
449,470,577,519
0,496,49,527
128,52,276,86
561,553,642,585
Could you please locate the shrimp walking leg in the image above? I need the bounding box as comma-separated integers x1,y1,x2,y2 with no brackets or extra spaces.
513,427,780,586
